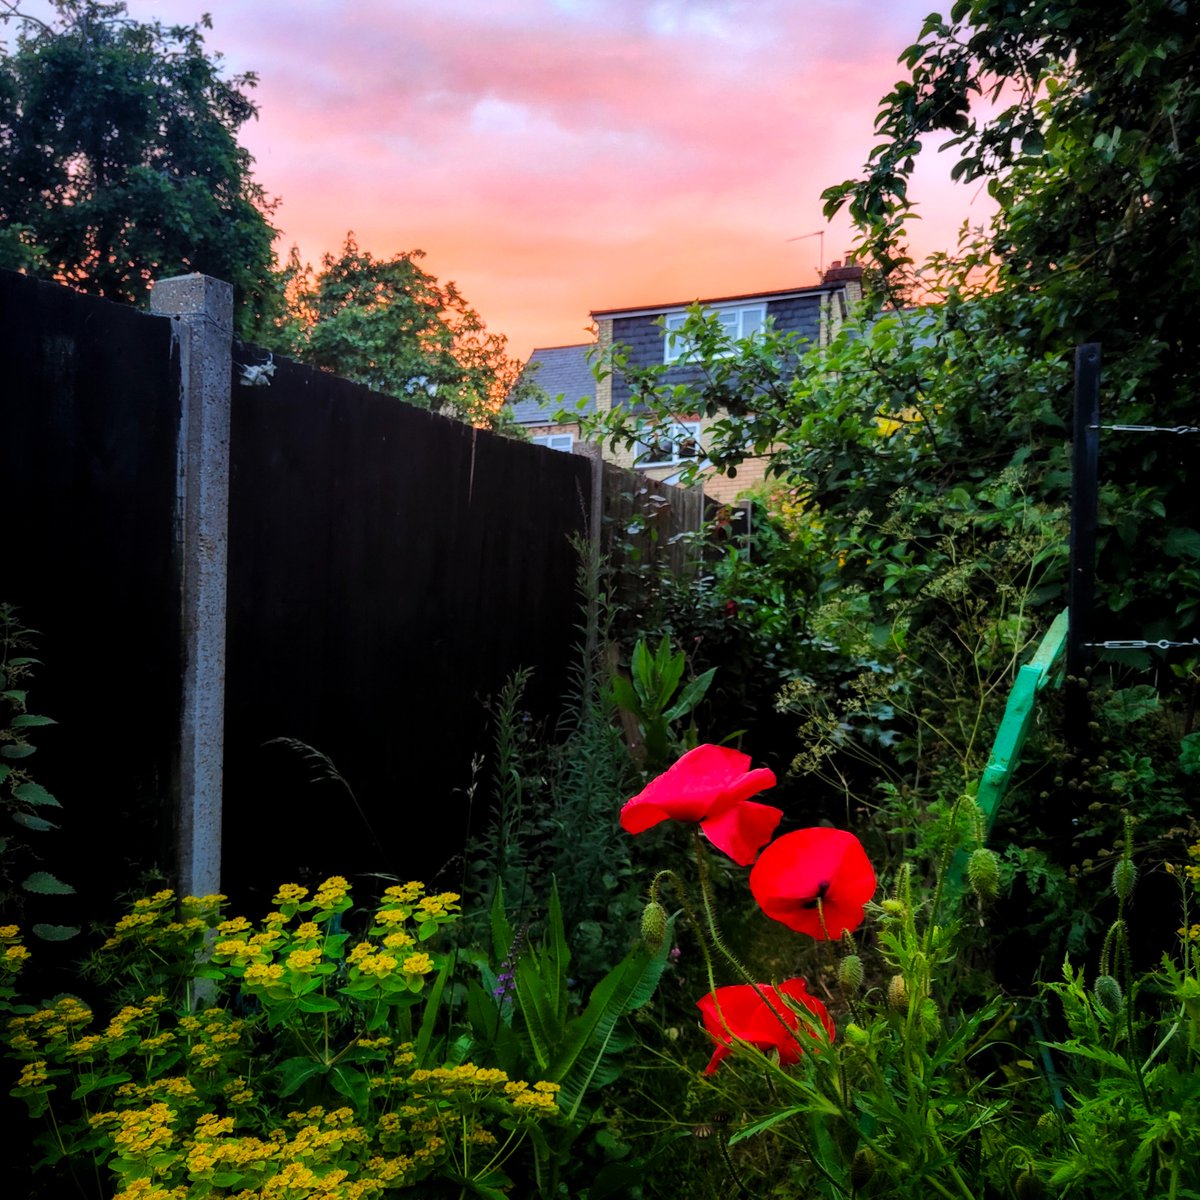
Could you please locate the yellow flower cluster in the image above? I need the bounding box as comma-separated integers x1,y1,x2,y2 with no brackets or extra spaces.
92,1102,178,1160
17,1059,49,1088
101,889,223,953
313,875,351,909
9,994,95,1061
2,929,30,973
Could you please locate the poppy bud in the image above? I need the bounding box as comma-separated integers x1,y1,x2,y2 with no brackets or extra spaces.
850,1148,876,1189
1112,858,1136,902
887,974,908,1012
844,1022,868,1045
1094,974,1123,1014
920,997,941,1040
967,848,1000,904
1015,1170,1044,1199
838,954,864,993
880,898,904,916
640,901,668,952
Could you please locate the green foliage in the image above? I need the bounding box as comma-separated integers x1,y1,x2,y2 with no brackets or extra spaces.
610,636,715,772
820,0,1200,638
0,0,279,339
0,606,76,941
464,543,642,983
271,234,534,430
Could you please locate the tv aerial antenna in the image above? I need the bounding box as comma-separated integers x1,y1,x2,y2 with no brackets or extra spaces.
786,230,825,275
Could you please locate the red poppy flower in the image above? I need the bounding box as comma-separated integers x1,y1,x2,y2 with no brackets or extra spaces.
749,828,876,939
697,979,834,1075
619,744,781,866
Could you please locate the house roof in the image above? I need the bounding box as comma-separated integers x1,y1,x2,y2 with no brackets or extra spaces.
510,342,595,425
590,281,843,321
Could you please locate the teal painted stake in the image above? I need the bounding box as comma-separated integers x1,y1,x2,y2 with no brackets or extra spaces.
947,609,1069,894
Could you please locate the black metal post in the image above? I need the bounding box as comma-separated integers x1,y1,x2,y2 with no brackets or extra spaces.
1067,343,1100,745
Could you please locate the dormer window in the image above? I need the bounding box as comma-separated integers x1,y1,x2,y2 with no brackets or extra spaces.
663,303,767,364
634,420,702,468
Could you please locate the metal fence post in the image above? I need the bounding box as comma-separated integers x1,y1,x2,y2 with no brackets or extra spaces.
1066,344,1101,748
150,274,233,899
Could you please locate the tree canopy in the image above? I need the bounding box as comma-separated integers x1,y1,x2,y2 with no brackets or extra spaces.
273,235,535,431
0,0,279,337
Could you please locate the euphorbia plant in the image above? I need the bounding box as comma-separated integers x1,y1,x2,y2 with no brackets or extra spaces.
2,880,564,1199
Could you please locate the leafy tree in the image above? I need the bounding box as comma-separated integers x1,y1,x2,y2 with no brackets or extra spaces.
274,234,536,430
0,0,279,337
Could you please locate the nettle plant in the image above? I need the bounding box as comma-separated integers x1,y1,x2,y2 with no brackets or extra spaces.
1,879,562,1200
618,745,1200,1200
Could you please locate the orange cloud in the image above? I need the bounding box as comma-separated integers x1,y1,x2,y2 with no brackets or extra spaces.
113,0,995,357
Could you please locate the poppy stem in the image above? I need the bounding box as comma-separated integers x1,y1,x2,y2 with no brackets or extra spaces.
651,865,720,1001
691,830,803,1050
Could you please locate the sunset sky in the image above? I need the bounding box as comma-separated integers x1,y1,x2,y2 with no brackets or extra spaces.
41,0,994,359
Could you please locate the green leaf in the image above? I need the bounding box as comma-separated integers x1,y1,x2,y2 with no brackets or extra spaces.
609,675,639,715
329,1064,369,1109
276,1057,328,1097
552,932,670,1120
22,871,75,895
1165,527,1200,560
1179,732,1200,776
415,957,451,1066
32,924,79,941
663,667,717,722
12,811,58,832
10,714,56,728
1103,685,1159,725
297,994,341,1013
13,781,59,807
1,744,36,759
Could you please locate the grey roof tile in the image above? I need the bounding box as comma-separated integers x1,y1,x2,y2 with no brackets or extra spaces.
510,343,595,424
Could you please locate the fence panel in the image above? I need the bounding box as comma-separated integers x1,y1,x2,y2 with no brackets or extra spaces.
0,269,183,909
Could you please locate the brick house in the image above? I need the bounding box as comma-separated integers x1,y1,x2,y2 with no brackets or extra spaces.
512,264,863,501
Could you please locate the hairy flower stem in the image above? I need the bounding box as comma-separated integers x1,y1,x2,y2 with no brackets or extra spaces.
689,831,807,1049
692,831,756,984
650,867,718,1000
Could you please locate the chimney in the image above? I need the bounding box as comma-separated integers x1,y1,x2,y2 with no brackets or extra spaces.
822,257,864,305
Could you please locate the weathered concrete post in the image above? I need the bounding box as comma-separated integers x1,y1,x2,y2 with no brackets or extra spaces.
150,274,233,900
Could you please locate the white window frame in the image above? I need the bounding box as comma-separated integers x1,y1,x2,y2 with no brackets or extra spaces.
532,433,574,453
634,420,702,468
663,303,767,364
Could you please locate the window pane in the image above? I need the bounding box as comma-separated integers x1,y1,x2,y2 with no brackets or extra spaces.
740,307,765,337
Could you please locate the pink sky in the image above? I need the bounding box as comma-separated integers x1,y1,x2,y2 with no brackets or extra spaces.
45,0,993,359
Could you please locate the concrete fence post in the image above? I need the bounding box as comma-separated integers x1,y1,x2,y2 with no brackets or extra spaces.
150,274,233,900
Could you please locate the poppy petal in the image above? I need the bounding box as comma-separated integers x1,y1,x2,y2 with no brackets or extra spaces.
696,979,832,1075
700,799,784,866
620,744,776,836
750,828,876,939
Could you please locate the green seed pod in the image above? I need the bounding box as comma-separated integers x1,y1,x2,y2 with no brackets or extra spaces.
640,900,668,952
1094,974,1123,1014
1015,1170,1044,1200
850,1148,876,1189
838,954,865,993
887,974,908,1012
919,996,941,1040
967,847,1001,904
1112,857,1137,902
844,1022,869,1046
880,898,904,916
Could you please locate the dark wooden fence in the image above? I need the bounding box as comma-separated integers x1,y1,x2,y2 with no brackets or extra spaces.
0,269,703,916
